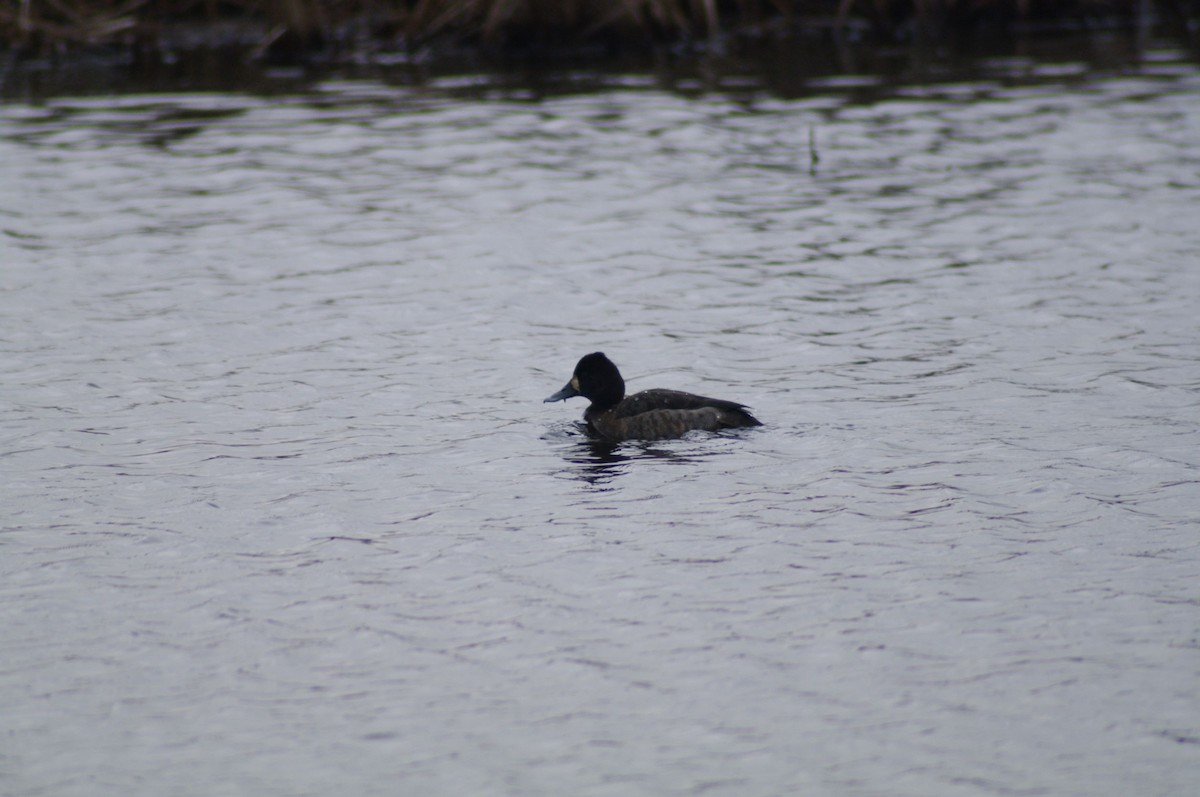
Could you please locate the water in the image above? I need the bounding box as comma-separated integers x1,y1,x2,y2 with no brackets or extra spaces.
3,45,1200,797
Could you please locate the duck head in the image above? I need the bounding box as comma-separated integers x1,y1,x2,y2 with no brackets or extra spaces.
544,352,626,408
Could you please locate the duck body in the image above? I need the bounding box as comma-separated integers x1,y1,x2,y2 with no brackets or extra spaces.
544,353,762,442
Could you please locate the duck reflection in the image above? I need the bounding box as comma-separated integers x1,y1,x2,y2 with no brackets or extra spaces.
547,422,710,487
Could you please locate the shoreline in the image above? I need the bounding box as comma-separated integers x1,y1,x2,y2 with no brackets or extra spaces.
3,3,1197,101
3,1,1196,64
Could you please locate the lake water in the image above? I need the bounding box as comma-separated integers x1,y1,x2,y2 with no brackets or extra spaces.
3,39,1199,797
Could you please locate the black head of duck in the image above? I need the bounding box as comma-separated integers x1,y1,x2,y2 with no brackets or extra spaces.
544,352,762,442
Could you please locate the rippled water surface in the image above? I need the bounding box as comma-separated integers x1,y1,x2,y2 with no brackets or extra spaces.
3,49,1200,796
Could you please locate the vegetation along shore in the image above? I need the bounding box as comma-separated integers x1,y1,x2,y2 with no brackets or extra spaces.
4,1,1199,64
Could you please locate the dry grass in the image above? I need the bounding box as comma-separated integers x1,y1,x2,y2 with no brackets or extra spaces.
0,1,1187,57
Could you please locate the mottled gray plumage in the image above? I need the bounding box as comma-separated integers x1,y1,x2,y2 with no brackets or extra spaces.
544,353,762,442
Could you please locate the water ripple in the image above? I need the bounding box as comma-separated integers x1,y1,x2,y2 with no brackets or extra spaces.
3,60,1200,797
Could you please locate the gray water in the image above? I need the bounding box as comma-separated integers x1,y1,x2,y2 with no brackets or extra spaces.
3,48,1199,797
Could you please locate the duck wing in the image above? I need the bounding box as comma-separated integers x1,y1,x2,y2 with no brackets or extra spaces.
586,389,762,440
615,389,755,418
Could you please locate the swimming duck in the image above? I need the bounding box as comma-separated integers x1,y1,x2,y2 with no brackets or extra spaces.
544,352,762,442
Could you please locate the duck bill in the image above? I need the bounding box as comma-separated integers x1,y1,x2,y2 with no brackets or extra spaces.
544,380,579,403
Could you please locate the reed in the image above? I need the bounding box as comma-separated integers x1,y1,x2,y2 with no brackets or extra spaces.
1,1,1189,57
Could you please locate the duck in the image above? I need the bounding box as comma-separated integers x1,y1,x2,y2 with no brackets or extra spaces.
544,352,762,442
